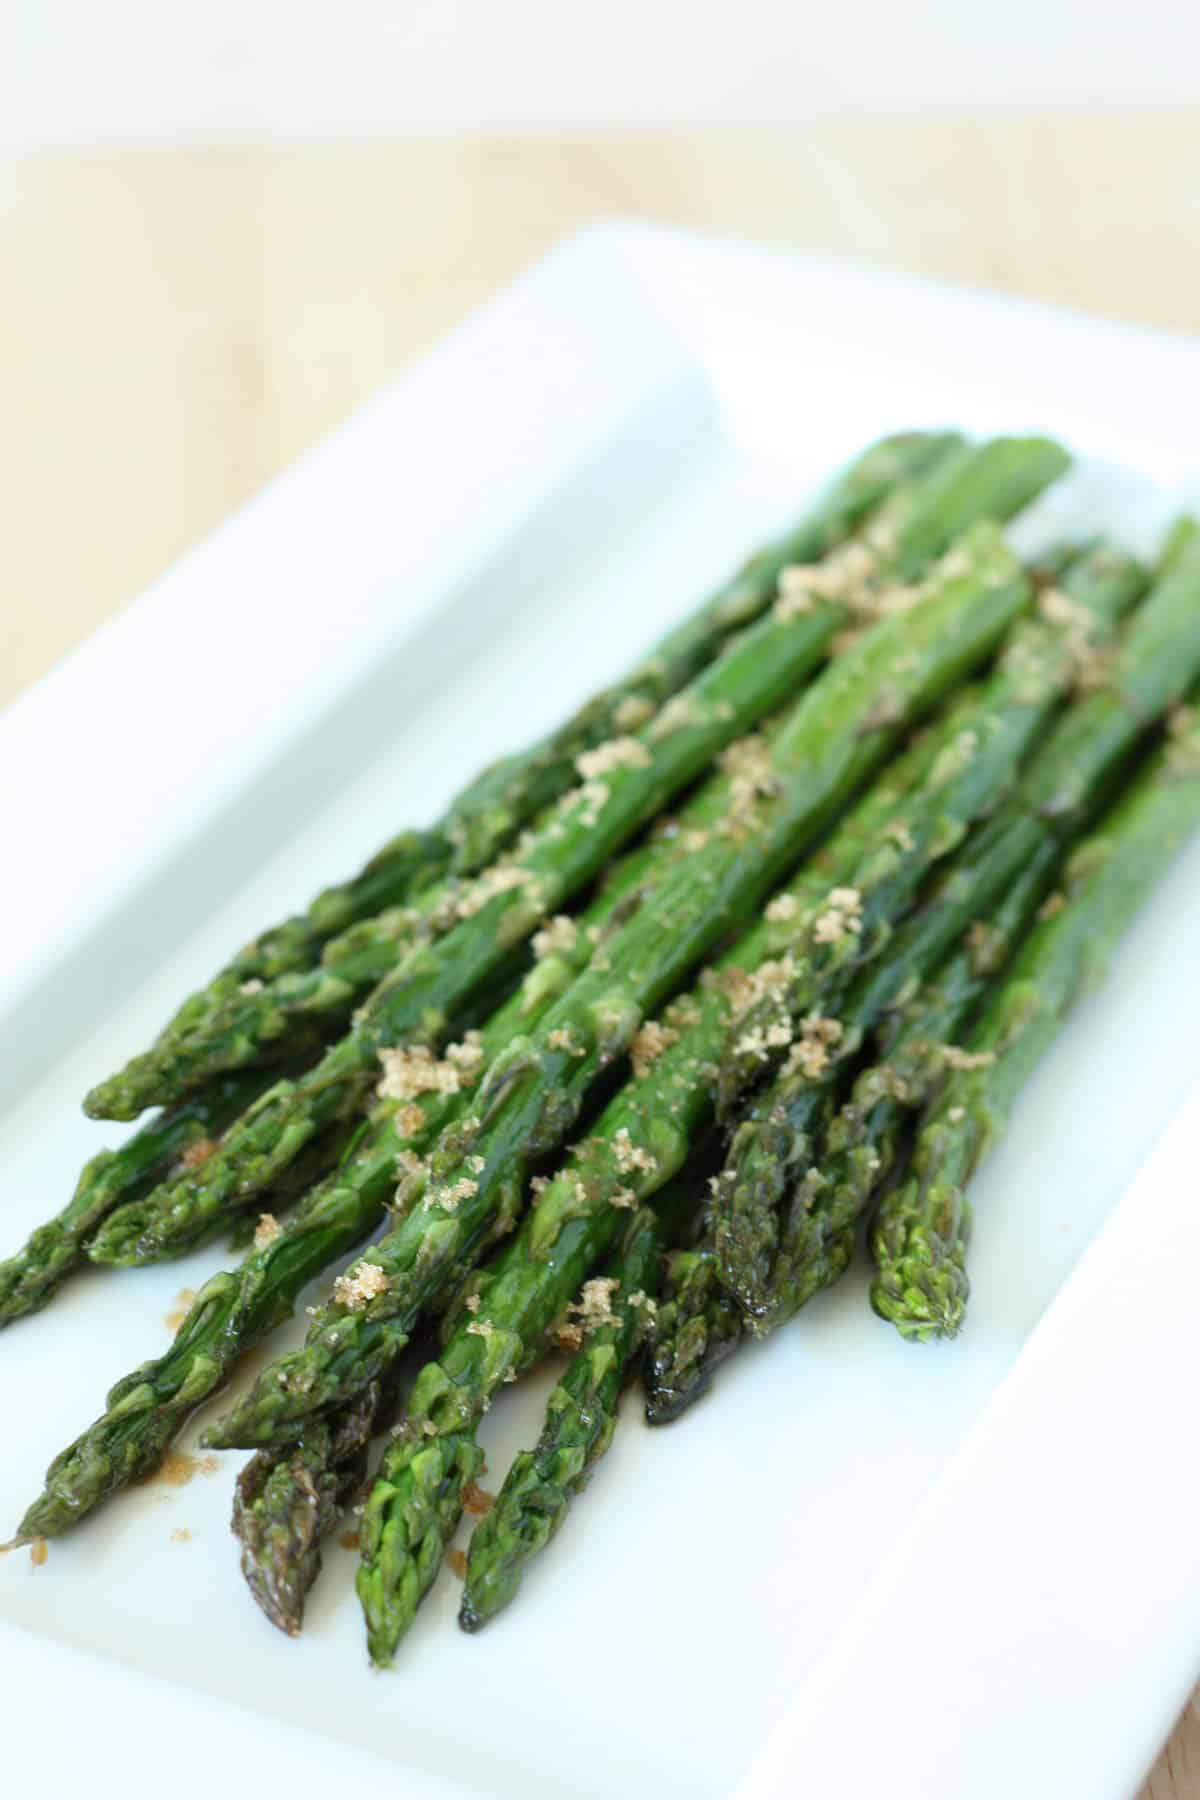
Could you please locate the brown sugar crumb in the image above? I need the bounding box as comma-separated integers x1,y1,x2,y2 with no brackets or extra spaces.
613,694,654,731
630,1019,679,1079
576,779,611,829
179,1137,219,1172
427,1176,478,1213
462,1481,495,1518
446,1548,468,1579
533,914,578,959
573,1276,620,1334
252,1212,282,1250
169,1528,193,1544
575,736,651,780
377,1043,462,1102
455,863,538,921
338,1529,361,1551
941,1045,996,1071
445,1030,485,1075
333,1260,390,1308
812,887,863,946
718,734,776,817
784,1014,845,1080
555,1319,584,1352
146,1450,220,1490
649,692,705,738
613,1128,657,1176
164,1288,197,1332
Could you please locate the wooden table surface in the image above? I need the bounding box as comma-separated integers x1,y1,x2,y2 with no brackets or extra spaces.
2,118,1198,1795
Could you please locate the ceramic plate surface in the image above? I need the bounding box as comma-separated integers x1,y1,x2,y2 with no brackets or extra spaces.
2,222,1199,1800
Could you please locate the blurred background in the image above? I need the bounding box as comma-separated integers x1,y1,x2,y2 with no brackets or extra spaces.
3,2,1197,710
0,2,1197,1791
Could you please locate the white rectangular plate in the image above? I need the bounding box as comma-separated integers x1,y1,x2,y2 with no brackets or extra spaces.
2,222,1199,1800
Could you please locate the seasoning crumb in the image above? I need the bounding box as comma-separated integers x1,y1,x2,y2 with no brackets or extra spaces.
377,1043,462,1102
533,914,578,959
576,736,651,780
170,1528,193,1544
462,1481,495,1518
941,1046,996,1071
812,887,863,946
333,1260,390,1309
252,1212,282,1250
630,1018,679,1079
164,1288,197,1332
179,1138,219,1172
947,1106,966,1123
29,1538,48,1568
613,1128,657,1175
338,1529,361,1551
446,1548,468,1579
765,892,799,923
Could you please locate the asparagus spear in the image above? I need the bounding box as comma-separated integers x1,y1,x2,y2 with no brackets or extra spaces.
644,841,1062,1421
458,1201,669,1633
232,1377,390,1638
646,521,1200,1404
8,851,662,1540
711,538,1147,1314
768,840,1060,1321
0,1068,280,1327
94,442,1062,1257
355,1037,726,1665
871,699,1200,1340
228,698,994,1629
204,522,1034,1455
85,431,957,1125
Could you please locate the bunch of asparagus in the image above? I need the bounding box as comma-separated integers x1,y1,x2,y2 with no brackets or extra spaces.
7,429,1200,1668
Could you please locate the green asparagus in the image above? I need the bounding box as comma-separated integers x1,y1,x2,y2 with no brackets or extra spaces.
871,699,1200,1339
458,1200,670,1633
95,443,1064,1260
233,1377,389,1638
85,431,957,1124
355,1034,726,1664
0,1068,281,1326
647,523,1200,1403
204,522,1035,1454
9,850,663,1539
228,696,997,1628
711,538,1147,1313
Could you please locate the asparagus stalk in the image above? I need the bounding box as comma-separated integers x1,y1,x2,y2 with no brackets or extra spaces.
871,699,1200,1340
8,852,662,1540
646,520,1200,1405
93,444,1062,1259
644,842,1061,1421
205,522,1034,1455
85,431,958,1124
355,1041,725,1665
0,1068,281,1327
768,839,1060,1320
232,1376,391,1638
458,1201,670,1633
228,699,992,1630
711,538,1147,1314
